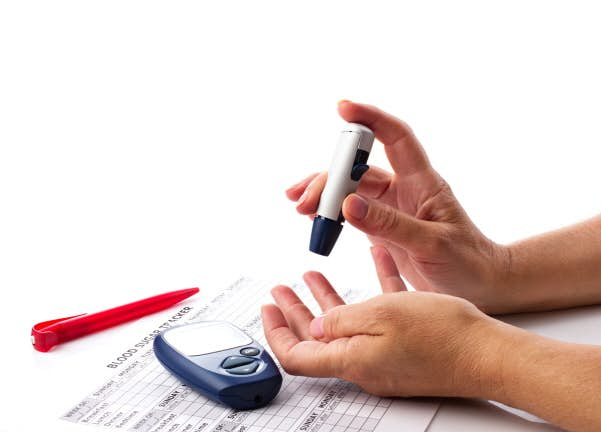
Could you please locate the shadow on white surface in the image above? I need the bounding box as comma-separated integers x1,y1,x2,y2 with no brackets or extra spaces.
501,304,601,345
429,398,564,432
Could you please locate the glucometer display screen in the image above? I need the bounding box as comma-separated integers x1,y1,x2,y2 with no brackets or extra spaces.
163,322,253,356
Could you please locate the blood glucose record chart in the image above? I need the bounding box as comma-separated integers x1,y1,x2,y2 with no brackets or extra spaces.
61,278,439,432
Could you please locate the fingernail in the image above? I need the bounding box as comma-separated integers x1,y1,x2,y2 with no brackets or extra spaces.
346,195,368,220
310,315,324,338
338,99,351,105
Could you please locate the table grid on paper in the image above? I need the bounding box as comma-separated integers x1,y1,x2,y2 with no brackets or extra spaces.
61,278,394,432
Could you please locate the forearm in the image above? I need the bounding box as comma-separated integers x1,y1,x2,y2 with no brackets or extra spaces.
474,318,601,432
498,215,601,312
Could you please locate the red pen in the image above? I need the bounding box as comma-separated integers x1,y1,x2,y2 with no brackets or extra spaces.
31,287,199,352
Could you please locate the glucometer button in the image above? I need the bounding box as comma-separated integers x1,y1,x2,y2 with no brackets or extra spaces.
227,361,259,375
240,347,260,356
222,356,254,369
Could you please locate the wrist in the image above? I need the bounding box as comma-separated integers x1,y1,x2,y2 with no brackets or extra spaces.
459,316,601,431
477,239,514,314
453,315,530,401
493,240,570,313
491,242,516,313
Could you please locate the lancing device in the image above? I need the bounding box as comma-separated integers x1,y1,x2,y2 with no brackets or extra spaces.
310,123,375,256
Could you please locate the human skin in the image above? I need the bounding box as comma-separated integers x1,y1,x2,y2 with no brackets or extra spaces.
286,100,601,314
261,247,601,432
264,100,601,431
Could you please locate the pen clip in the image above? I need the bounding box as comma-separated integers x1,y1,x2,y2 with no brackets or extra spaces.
31,314,86,352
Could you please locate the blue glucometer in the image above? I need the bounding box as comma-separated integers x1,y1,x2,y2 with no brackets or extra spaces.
153,321,282,410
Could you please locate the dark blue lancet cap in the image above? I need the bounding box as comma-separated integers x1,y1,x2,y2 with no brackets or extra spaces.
310,216,343,256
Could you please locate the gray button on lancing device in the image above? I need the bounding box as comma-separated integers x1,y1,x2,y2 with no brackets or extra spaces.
153,321,282,410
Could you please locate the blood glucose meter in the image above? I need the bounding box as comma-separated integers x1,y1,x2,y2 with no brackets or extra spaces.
154,321,282,410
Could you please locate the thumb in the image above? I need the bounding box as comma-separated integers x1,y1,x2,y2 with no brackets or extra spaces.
309,303,382,341
342,193,434,253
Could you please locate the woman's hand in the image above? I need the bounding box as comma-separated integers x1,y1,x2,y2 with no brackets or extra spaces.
262,248,601,432
261,246,505,398
287,100,512,313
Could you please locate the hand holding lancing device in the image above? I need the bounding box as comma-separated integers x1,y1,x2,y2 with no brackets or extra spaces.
286,100,510,314
266,101,601,432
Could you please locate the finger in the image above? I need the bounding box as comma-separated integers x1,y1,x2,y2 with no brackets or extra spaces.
261,303,299,349
270,285,315,340
338,100,431,176
309,302,383,341
297,168,392,216
295,172,327,215
261,304,344,377
303,271,346,312
285,172,320,201
356,165,392,200
370,246,407,293
342,194,434,255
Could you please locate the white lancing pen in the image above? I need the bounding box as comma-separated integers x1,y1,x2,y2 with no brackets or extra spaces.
310,123,375,256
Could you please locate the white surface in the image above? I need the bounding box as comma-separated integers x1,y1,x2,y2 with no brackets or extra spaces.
2,1,601,431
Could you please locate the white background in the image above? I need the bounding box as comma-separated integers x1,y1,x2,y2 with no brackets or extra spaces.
1,1,600,431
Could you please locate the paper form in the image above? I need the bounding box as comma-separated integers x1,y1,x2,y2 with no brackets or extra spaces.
61,278,439,432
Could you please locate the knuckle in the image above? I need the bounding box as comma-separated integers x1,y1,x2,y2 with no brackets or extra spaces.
373,306,394,324
423,225,453,254
370,299,395,322
284,302,309,316
372,205,400,235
